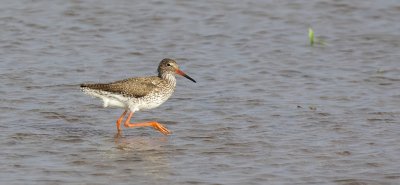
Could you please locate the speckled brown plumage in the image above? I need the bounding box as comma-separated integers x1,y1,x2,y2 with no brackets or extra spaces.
80,76,163,98
79,58,196,135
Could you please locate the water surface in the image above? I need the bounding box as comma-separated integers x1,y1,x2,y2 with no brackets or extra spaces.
1,0,399,184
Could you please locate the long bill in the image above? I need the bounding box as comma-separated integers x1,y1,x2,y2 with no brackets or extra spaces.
176,69,196,83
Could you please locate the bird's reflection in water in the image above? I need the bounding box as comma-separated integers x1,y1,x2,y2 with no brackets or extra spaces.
113,131,169,150
112,131,172,182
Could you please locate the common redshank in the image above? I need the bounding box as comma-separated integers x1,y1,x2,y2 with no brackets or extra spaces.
80,58,196,135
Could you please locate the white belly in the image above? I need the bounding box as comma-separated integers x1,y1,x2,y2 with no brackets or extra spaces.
82,88,129,109
81,87,173,112
135,91,173,111
102,96,127,108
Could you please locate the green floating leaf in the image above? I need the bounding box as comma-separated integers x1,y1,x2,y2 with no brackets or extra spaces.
308,28,327,46
308,28,314,46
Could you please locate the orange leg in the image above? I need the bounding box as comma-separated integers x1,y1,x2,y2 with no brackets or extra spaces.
116,110,128,132
124,112,171,135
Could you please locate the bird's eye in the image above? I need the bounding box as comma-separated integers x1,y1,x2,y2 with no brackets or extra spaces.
167,63,171,66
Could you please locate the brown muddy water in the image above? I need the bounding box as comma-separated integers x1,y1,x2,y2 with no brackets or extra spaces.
1,0,400,184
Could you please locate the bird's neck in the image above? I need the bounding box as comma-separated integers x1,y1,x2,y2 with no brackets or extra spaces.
159,72,176,87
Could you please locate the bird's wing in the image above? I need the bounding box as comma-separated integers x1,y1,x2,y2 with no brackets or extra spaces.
81,76,160,98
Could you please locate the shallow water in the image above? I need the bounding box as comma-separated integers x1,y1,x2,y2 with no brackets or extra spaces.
1,0,400,184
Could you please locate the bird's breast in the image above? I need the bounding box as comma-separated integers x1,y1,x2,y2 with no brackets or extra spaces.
136,87,175,110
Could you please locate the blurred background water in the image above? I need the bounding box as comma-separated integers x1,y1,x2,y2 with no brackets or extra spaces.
0,0,399,184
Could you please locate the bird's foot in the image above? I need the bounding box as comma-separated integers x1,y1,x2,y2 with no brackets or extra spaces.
124,121,171,135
